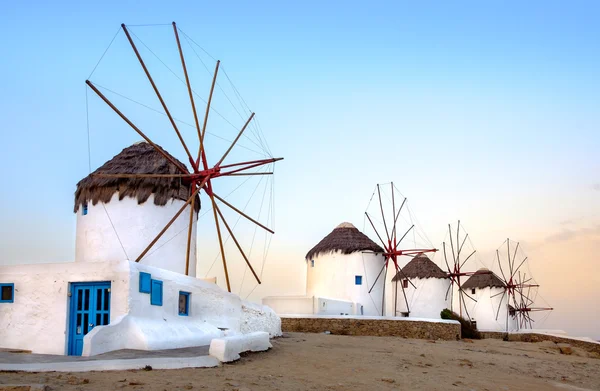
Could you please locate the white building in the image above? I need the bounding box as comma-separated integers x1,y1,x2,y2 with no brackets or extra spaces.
390,254,450,319
74,141,198,276
461,268,517,332
0,142,280,356
263,222,386,316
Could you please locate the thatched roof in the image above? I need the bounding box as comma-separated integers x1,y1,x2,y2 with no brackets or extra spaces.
462,268,505,289
392,254,447,281
305,222,384,260
74,141,200,213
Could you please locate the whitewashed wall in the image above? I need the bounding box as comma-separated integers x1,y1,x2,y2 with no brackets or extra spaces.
306,251,385,316
262,296,315,315
0,260,129,355
392,277,450,319
75,194,197,277
0,260,281,356
459,286,518,332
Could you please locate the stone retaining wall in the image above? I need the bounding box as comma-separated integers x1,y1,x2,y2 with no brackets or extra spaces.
481,331,600,355
281,316,461,340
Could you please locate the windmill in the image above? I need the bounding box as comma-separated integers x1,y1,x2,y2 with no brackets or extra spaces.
492,239,553,331
85,22,282,293
441,220,490,322
363,182,437,316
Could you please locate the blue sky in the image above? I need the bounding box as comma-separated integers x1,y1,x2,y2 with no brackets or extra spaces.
1,1,599,338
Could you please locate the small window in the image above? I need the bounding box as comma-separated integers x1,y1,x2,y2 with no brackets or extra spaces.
82,204,88,216
0,283,14,303
179,291,190,316
471,288,476,295
139,272,151,293
355,275,362,285
402,279,408,289
311,260,315,268
150,279,163,306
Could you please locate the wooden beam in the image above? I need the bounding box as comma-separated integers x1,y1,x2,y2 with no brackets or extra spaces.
121,24,195,166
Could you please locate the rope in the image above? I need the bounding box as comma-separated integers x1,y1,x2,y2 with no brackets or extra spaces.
90,82,266,157
85,87,92,173
205,173,268,277
88,27,121,79
101,203,129,260
129,28,269,156
87,83,129,262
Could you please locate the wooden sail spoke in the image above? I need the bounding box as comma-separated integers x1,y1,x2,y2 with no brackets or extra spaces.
198,60,220,164
215,112,255,168
225,172,274,176
135,183,203,263
172,22,204,168
86,80,188,174
93,173,191,178
212,192,274,234
218,158,283,176
368,260,388,294
377,184,391,243
184,194,196,276
208,191,231,292
214,203,261,284
365,212,387,249
121,24,195,166
218,157,283,170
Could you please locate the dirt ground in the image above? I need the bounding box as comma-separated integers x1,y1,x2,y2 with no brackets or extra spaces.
1,332,599,391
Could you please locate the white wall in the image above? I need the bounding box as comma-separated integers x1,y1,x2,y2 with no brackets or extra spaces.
85,261,281,355
306,251,385,316
0,259,281,356
0,260,129,355
262,296,315,315
392,277,450,319
460,286,518,332
75,194,197,277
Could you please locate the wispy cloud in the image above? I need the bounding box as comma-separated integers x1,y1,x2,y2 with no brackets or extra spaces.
545,224,600,243
593,183,600,191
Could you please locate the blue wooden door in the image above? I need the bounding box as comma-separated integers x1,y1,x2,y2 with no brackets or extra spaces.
68,282,111,356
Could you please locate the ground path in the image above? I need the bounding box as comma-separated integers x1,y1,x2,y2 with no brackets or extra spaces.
1,332,599,390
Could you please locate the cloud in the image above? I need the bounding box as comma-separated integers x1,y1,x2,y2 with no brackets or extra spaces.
545,224,600,243
593,183,600,191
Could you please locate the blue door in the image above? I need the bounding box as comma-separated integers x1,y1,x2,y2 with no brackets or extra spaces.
68,282,111,356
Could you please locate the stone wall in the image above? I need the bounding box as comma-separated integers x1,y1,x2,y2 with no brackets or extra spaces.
480,331,600,355
281,316,461,340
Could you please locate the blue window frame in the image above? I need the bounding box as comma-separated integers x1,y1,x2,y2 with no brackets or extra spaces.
82,204,88,216
139,272,151,293
310,260,315,267
355,275,362,285
150,279,163,306
178,291,190,316
0,283,14,303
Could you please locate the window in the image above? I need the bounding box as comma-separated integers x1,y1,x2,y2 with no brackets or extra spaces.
82,204,88,216
471,288,476,295
179,291,190,316
402,279,408,289
139,272,151,293
355,275,362,285
150,279,163,306
311,260,315,268
0,283,14,303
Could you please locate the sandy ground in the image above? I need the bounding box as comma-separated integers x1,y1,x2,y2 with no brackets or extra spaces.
1,332,599,391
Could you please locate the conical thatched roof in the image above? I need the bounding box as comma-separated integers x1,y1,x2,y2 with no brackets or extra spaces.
305,222,384,260
74,141,200,213
392,254,447,281
462,268,505,289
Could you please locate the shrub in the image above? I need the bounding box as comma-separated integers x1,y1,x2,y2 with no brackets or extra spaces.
440,308,481,339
